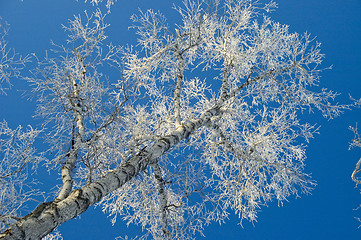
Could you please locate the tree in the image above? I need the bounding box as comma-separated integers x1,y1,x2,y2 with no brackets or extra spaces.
0,0,345,239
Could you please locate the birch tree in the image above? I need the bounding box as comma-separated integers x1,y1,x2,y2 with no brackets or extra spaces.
0,0,345,239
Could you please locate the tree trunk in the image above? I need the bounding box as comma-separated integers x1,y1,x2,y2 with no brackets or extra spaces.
0,106,221,240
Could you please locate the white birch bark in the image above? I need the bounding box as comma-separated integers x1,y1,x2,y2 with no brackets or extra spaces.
0,106,221,240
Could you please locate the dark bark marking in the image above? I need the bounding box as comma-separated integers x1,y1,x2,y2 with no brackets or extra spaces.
121,169,130,181
50,203,60,222
159,138,171,151
74,199,82,215
71,189,90,217
137,159,146,172
126,163,136,176
169,134,179,145
95,182,106,193
93,186,103,201
23,202,52,221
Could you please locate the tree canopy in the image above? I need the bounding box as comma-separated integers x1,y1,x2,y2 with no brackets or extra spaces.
0,0,359,239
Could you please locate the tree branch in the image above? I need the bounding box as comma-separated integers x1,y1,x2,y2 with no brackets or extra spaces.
173,49,185,128
352,158,361,185
152,163,171,239
0,105,221,240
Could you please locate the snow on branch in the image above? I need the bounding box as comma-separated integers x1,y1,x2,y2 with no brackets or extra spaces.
82,0,117,10
0,19,30,94
0,121,43,232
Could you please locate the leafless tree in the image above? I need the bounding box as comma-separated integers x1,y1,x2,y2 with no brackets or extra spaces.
0,1,345,239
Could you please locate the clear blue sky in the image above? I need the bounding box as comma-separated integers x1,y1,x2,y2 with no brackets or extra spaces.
0,0,361,239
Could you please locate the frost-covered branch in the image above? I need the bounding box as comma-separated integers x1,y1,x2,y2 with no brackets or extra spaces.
352,158,361,185
350,124,361,184
152,163,171,239
0,121,43,232
26,10,123,200
173,50,185,128
0,19,30,94
0,103,221,240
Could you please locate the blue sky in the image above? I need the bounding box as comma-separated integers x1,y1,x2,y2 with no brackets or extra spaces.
0,0,361,239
